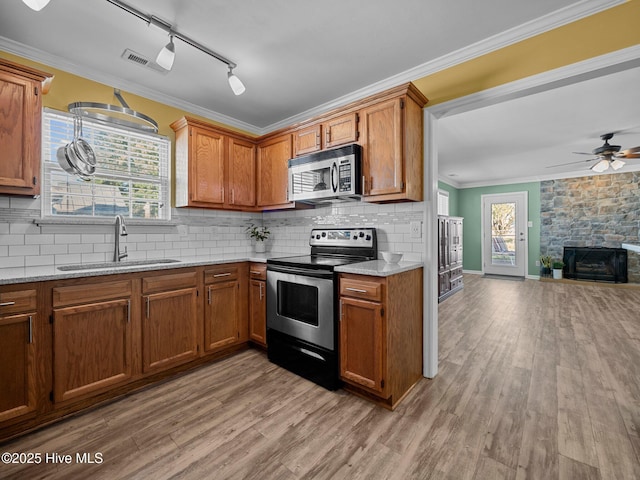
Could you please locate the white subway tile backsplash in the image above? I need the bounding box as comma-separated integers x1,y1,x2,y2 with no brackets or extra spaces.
25,234,55,245
0,245,7,256
10,245,40,256
81,234,105,244
54,254,82,265
41,244,68,255
1,256,25,268
26,255,54,267
10,223,40,235
0,234,24,246
55,234,81,244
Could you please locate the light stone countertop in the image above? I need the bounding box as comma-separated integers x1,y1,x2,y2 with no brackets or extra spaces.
0,254,423,285
335,259,423,277
0,254,273,285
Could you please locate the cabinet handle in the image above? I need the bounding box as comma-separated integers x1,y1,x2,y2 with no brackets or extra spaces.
259,282,264,300
0,301,16,307
316,131,320,147
213,273,231,278
28,315,33,344
221,186,225,201
208,286,212,305
127,300,131,323
145,296,150,319
346,287,368,294
339,301,343,321
231,189,235,205
326,128,330,144
362,175,367,195
250,270,262,275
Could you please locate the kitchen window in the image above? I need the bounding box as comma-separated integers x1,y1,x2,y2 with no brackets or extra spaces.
41,109,171,221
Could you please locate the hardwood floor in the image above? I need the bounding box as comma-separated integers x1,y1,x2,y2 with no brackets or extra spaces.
2,275,640,479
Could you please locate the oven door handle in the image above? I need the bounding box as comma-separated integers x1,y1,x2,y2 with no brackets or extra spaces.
267,264,334,279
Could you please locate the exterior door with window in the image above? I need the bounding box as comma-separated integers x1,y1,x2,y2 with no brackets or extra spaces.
482,192,528,277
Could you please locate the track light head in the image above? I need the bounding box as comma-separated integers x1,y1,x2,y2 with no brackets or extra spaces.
227,67,246,96
22,0,51,11
156,35,175,71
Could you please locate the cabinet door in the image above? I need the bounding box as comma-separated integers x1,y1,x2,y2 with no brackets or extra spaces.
249,279,266,346
205,280,240,352
0,313,36,422
228,137,256,207
53,299,131,403
0,70,41,196
294,124,322,156
257,134,292,207
143,288,198,373
360,98,404,197
324,112,358,149
190,126,225,204
340,297,385,393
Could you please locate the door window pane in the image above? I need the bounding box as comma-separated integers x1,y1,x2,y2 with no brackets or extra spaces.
491,202,516,265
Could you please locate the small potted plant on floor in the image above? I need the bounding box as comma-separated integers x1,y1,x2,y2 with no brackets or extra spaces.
246,223,270,253
540,255,552,277
552,260,564,280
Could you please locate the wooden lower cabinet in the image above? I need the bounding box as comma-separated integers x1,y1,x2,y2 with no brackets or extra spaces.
52,281,132,403
339,268,423,409
204,263,248,353
0,309,37,422
248,263,267,347
142,272,199,373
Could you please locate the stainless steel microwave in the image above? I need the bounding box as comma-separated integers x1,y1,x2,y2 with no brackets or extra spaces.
288,144,362,204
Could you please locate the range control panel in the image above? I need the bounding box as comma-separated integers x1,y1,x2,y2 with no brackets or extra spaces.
309,228,376,248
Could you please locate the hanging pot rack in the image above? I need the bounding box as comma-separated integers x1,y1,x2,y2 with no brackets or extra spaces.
68,88,159,134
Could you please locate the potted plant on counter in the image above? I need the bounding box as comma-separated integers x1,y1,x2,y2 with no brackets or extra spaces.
552,260,564,280
246,223,270,253
540,255,552,277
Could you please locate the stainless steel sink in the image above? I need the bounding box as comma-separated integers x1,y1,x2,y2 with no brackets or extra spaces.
57,259,181,271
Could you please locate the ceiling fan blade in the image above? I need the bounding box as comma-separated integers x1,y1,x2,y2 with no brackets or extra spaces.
615,146,640,158
546,158,597,168
572,151,595,156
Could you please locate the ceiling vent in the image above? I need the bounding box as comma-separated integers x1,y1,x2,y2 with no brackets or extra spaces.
121,49,167,74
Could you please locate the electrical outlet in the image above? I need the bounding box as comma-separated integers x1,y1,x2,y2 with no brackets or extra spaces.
410,221,421,239
535,260,540,267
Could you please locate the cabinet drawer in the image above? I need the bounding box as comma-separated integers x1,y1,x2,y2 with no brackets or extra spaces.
205,265,240,284
53,281,132,308
249,263,266,280
0,289,37,315
142,271,197,294
340,277,383,302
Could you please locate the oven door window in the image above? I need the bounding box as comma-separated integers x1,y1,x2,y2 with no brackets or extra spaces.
277,280,319,326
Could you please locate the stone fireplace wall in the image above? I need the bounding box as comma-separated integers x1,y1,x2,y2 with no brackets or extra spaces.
540,172,640,283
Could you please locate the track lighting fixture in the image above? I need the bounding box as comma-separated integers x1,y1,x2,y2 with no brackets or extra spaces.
22,0,50,11
227,67,246,96
106,0,245,95
156,34,175,71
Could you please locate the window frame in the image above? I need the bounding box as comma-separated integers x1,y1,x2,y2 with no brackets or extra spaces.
40,108,172,222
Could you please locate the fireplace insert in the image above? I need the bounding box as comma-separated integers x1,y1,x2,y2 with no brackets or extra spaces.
563,247,628,283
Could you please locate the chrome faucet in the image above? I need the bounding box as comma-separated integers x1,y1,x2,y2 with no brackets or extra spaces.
114,215,128,262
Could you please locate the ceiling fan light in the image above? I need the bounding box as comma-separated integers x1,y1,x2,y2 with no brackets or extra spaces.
591,159,610,173
610,159,625,170
156,36,175,70
22,0,50,11
227,69,245,96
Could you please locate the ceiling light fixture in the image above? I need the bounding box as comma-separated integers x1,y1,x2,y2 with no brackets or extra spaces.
591,159,610,173
156,34,175,71
106,0,245,95
610,159,625,170
227,67,246,96
22,0,50,11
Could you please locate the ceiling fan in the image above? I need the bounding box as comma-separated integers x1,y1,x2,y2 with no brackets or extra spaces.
549,133,640,172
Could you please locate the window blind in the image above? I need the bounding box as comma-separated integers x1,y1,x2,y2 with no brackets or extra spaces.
42,109,171,220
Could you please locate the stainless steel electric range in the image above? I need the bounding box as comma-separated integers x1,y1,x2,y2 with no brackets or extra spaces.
266,227,377,390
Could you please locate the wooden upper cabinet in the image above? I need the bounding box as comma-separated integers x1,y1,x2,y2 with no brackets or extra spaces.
0,59,53,197
294,124,322,156
171,116,257,210
324,112,358,149
293,112,359,156
228,137,256,207
257,133,293,208
360,85,427,203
